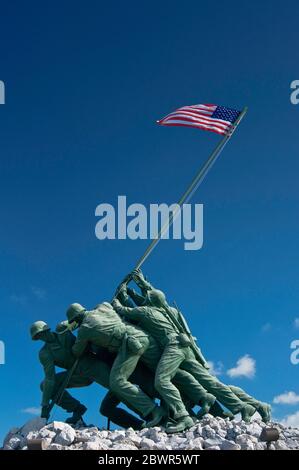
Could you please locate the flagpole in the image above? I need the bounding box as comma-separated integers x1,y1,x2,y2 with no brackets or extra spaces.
134,106,248,270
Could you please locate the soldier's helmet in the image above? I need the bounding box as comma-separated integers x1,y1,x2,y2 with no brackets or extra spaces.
146,289,167,308
56,320,70,334
66,303,86,323
30,321,50,340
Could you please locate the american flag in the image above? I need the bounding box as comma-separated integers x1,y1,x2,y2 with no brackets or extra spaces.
157,103,241,136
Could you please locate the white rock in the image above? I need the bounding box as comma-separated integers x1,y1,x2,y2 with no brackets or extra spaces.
203,437,225,449
82,441,109,450
4,436,23,450
232,425,242,435
109,430,126,441
187,437,204,450
202,425,216,439
140,437,156,449
111,444,138,450
236,434,256,450
274,440,289,450
146,427,165,442
53,424,76,446
47,443,66,450
168,436,186,447
3,427,20,448
194,424,203,436
255,442,266,450
245,422,262,438
112,434,128,443
215,417,226,428
98,438,112,447
185,430,196,440
285,438,299,449
26,431,39,440
125,434,141,446
220,439,241,451
152,442,173,450
38,429,56,440
216,428,227,439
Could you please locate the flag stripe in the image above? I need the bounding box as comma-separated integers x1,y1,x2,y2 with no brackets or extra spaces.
159,112,231,129
160,121,229,135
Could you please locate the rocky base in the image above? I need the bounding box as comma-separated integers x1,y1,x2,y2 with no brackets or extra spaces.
2,415,299,451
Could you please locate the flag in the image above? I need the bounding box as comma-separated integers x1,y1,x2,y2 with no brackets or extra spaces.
157,103,241,136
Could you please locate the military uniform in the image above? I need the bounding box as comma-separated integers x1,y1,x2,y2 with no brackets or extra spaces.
70,302,162,420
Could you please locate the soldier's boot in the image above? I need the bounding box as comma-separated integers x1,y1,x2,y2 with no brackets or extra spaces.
240,404,256,423
256,403,271,423
197,393,216,419
65,404,87,425
166,415,194,434
145,406,166,428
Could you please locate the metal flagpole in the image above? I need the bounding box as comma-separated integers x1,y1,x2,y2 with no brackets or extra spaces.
134,106,248,270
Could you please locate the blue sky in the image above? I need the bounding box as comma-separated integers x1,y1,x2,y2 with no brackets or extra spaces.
1,0,299,441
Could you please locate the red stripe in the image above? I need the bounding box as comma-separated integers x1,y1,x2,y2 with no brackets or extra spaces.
158,118,230,133
159,104,216,122
157,121,227,135
160,114,231,130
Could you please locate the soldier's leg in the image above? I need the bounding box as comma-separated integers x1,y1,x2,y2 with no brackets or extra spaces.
80,354,159,426
130,363,156,398
228,385,260,407
229,385,271,422
180,351,255,420
109,336,157,419
172,372,233,420
138,335,161,370
77,356,110,389
82,346,156,399
40,372,87,413
100,391,143,430
154,345,191,420
173,369,214,404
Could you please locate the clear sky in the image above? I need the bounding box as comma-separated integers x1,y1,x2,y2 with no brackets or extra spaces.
1,1,299,441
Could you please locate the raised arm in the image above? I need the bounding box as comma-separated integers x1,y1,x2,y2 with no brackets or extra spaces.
127,287,146,306
115,283,135,308
112,298,147,322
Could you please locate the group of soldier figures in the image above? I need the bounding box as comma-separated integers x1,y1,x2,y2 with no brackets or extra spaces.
30,268,271,434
